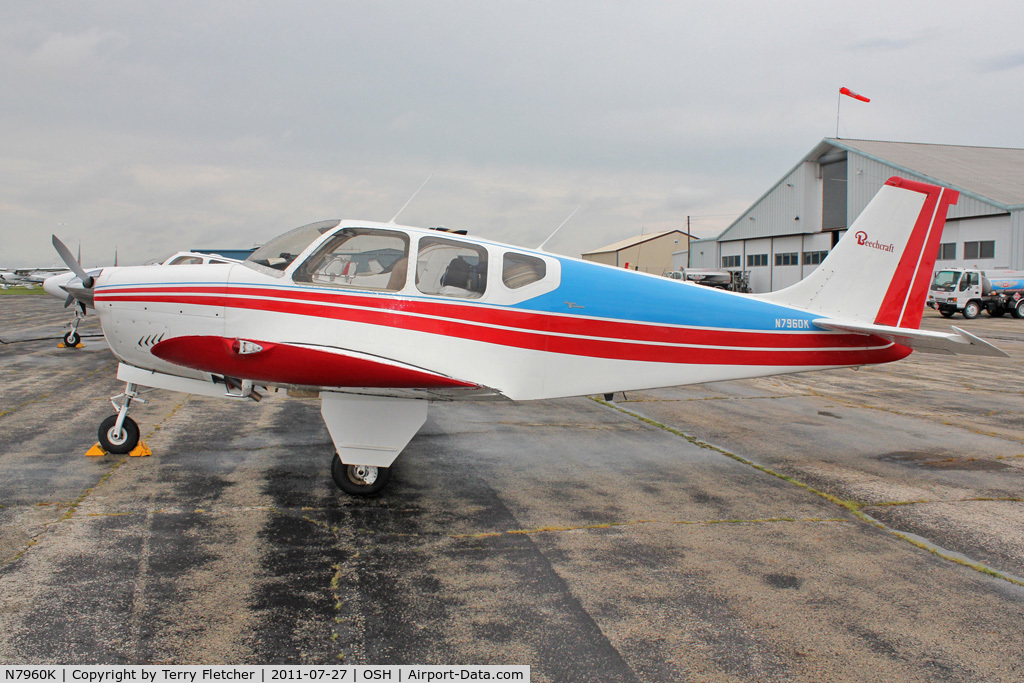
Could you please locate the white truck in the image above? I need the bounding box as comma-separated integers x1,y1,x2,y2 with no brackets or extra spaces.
927,268,1024,319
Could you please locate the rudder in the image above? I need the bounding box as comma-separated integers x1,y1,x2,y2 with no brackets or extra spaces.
759,177,958,329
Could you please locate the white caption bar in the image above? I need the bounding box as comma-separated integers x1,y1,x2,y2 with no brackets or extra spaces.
0,667,530,683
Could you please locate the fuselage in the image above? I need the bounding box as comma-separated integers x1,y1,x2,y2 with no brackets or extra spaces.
90,220,907,401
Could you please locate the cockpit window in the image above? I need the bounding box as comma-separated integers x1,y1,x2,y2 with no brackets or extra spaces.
168,255,204,265
293,228,410,291
245,220,340,277
416,236,488,299
502,252,546,289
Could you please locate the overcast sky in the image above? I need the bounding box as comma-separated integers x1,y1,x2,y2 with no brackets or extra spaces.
4,1,1024,267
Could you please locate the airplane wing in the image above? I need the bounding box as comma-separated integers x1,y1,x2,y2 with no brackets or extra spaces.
813,319,1008,357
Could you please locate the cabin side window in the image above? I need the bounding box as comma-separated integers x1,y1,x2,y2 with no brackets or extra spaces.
502,252,546,289
293,228,410,292
168,255,204,265
416,236,488,299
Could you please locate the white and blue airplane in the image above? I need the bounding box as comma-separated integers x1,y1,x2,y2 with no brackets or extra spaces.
49,176,1005,494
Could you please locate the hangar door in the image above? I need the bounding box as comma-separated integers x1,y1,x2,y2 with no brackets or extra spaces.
822,159,848,231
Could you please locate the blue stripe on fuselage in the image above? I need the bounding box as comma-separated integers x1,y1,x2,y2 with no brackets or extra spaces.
513,258,816,331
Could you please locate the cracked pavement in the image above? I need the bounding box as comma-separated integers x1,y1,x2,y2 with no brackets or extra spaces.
1,296,1023,681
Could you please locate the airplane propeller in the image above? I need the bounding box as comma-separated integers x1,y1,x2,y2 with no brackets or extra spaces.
51,234,96,310
52,235,93,288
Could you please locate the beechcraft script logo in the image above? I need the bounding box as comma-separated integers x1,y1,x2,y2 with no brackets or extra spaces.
855,231,895,253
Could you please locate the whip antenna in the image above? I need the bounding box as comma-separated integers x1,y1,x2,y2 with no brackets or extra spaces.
538,203,583,251
389,175,433,224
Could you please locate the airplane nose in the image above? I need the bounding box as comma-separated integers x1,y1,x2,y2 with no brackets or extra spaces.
43,271,76,299
63,276,96,308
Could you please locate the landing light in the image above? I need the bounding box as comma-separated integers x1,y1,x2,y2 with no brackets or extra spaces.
231,339,264,355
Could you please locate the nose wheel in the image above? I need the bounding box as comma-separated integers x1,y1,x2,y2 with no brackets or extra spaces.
98,382,144,454
330,453,391,496
61,306,87,348
98,414,140,454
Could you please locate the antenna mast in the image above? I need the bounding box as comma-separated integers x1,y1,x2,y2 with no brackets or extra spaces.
538,204,583,251
389,175,433,225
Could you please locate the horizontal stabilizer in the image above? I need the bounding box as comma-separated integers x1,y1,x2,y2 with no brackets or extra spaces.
813,319,1008,357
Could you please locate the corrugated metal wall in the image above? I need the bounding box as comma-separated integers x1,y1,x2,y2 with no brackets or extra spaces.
846,152,1006,222
721,163,820,241
688,239,720,269
1011,211,1024,270
671,141,1024,282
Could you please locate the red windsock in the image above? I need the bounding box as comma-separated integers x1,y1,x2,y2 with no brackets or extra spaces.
840,87,870,103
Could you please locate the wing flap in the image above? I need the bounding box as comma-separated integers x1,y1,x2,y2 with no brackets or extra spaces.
813,319,1008,358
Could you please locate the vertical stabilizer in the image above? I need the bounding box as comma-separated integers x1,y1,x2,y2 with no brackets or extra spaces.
759,177,958,329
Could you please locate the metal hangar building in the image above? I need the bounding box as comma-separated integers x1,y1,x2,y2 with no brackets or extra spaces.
688,138,1024,293
582,230,691,275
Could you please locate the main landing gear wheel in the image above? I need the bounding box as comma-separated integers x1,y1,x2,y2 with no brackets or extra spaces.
98,414,140,454
63,330,80,346
331,453,391,496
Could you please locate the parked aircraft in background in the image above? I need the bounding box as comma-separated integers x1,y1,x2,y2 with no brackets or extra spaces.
43,251,242,345
2,266,69,287
48,177,1005,495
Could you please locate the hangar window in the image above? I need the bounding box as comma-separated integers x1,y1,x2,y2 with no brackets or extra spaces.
721,255,741,268
803,250,829,265
416,236,488,299
747,254,768,267
502,252,546,289
774,252,799,266
938,243,956,260
293,228,410,291
964,240,994,260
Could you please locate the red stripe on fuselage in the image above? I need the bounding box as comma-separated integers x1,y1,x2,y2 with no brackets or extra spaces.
151,336,479,389
96,285,907,366
98,284,874,347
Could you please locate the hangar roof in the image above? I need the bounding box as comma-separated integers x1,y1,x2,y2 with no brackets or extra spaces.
711,138,1024,245
582,229,685,255
818,138,1024,209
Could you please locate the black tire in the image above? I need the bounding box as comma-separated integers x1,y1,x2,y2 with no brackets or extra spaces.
939,309,955,318
331,453,391,495
962,301,981,319
1012,301,1024,319
988,307,1006,318
98,414,140,454
63,331,80,346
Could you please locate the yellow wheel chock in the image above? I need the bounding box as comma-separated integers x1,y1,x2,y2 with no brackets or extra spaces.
85,441,152,457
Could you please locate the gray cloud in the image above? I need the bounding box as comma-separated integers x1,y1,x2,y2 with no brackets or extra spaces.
976,51,1024,73
2,1,1024,266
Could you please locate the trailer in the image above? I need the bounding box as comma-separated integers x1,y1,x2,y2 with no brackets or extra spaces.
927,268,1024,319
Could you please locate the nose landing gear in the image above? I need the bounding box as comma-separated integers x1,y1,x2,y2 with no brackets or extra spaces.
61,308,86,348
98,382,144,454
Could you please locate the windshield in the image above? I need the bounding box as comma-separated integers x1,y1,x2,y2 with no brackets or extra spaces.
931,270,961,291
244,220,340,277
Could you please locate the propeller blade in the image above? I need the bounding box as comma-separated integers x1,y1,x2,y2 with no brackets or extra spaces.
64,293,75,308
52,235,93,288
